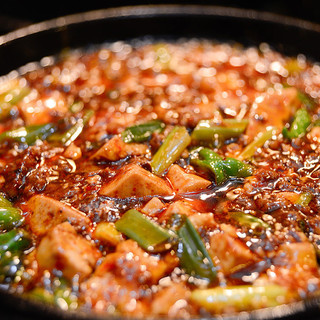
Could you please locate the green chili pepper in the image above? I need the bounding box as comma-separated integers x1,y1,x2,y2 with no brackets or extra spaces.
230,212,270,232
223,158,253,178
122,120,165,143
191,148,252,185
49,109,94,146
191,148,227,184
0,225,30,282
238,127,277,160
177,216,216,282
115,209,173,252
0,195,24,231
282,108,311,139
192,119,248,142
151,126,191,175
191,285,289,313
0,123,56,145
0,229,30,255
28,278,78,310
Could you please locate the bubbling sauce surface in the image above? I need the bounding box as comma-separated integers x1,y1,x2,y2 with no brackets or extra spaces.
1,40,320,317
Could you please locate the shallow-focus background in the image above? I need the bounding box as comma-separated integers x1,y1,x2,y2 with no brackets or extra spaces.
1,0,320,35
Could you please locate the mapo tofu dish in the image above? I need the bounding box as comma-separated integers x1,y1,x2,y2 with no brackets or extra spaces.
1,40,320,317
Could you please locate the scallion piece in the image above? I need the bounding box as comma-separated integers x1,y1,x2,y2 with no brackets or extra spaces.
122,120,165,143
191,285,290,313
177,216,216,282
296,192,312,207
115,209,172,252
238,127,277,160
192,119,248,142
0,123,56,145
151,126,191,175
49,109,94,146
230,211,270,232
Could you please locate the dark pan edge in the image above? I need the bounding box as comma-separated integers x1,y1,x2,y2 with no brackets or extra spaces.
1,5,320,47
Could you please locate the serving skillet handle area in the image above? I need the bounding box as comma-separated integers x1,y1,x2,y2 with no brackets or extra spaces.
1,5,320,75
2,5,320,320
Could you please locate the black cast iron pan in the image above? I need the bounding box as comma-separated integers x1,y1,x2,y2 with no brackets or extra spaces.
1,5,320,320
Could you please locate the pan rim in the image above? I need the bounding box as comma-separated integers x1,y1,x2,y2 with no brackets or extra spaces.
1,4,320,47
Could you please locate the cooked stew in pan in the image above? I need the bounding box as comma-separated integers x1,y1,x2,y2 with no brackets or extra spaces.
1,39,320,317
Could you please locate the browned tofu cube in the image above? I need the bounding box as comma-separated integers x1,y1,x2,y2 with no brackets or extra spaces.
28,195,91,236
99,163,173,198
166,164,211,193
37,222,101,280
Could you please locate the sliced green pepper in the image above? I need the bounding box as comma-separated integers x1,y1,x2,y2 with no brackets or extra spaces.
223,158,253,178
0,229,31,282
191,148,252,185
115,209,173,252
0,229,30,254
282,108,311,139
177,216,216,282
122,120,165,143
297,91,316,111
151,126,191,175
28,278,78,310
0,195,24,230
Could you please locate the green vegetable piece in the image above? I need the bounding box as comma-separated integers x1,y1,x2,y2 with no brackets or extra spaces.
122,120,165,143
191,148,226,184
28,279,78,310
238,127,277,160
151,126,191,175
296,192,312,207
27,288,55,305
49,109,94,146
191,285,289,313
192,119,248,142
0,123,56,145
191,158,227,185
177,216,216,282
282,108,311,139
297,91,316,110
223,158,253,178
115,209,172,252
230,212,270,231
191,148,252,185
0,86,30,121
69,101,84,113
0,229,30,255
0,195,24,230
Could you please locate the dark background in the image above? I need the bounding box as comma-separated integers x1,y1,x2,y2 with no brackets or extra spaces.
1,0,320,35
2,0,320,319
